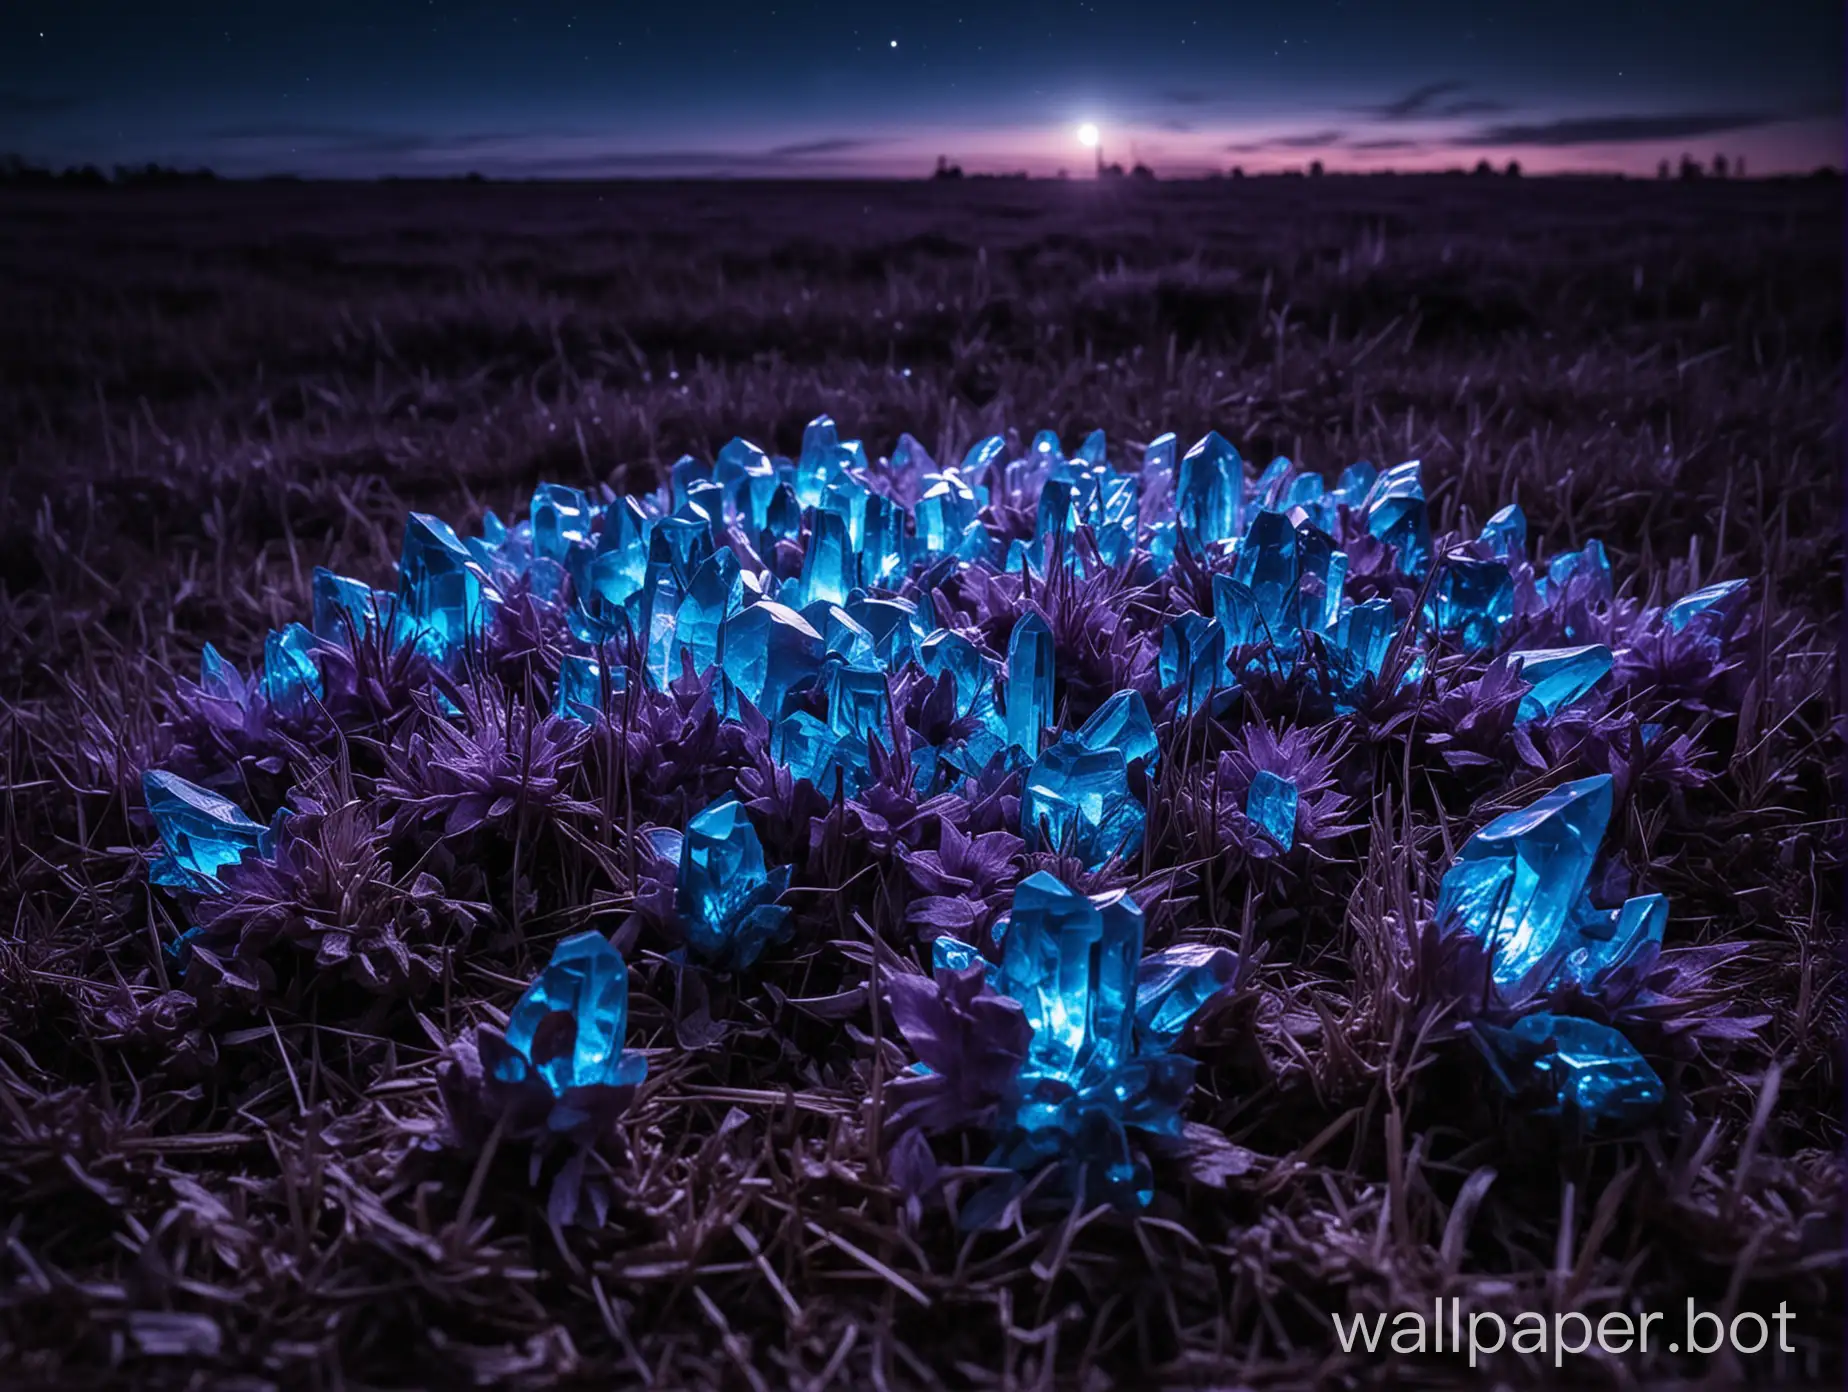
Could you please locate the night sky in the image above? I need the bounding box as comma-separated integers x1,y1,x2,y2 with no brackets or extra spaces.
2,1,1840,179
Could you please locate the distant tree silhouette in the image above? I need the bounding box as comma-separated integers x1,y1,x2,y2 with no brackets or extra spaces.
1230,165,1245,179
1658,158,1671,180
1130,162,1156,180
1472,158,1495,177
1308,159,1324,177
1678,154,1703,181
1505,159,1522,178
933,154,964,180
1712,153,1728,178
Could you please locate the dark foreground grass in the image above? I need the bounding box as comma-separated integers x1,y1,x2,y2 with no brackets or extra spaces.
0,177,1841,1389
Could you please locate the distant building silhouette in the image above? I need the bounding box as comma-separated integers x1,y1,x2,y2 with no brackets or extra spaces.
933,155,964,180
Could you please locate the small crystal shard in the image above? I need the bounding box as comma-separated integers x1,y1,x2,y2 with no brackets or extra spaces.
1556,892,1667,991
500,931,646,1094
1075,689,1159,774
1507,644,1613,720
530,483,592,563
1020,736,1144,866
555,653,624,722
677,795,793,969
1133,943,1237,1052
1479,503,1527,562
1428,556,1515,652
799,508,854,609
1361,461,1431,578
1245,770,1298,850
1005,612,1055,755
1436,775,1613,998
143,769,272,893
917,628,995,722
673,546,741,677
1664,577,1747,631
1176,431,1243,545
311,567,384,642
399,512,494,661
1232,510,1300,647
1294,522,1348,636
198,643,245,703
1480,1013,1663,1129
825,660,890,743
720,600,824,721
1212,575,1261,648
1546,539,1612,603
263,623,323,716
1159,614,1229,716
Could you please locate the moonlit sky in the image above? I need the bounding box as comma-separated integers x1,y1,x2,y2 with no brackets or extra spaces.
1,1,1840,178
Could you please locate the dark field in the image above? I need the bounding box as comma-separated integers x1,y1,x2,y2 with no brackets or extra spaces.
0,178,1841,1388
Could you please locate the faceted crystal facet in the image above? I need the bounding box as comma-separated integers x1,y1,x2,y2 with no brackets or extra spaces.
1337,597,1398,690
1546,539,1612,604
673,546,741,677
1133,943,1237,1052
1294,522,1348,636
1479,503,1527,562
1556,892,1667,991
1664,578,1747,632
1159,614,1229,717
530,483,592,563
399,512,493,661
1436,775,1614,997
1232,510,1300,647
198,643,245,703
1361,461,1431,579
501,931,645,1094
143,769,271,893
1245,770,1298,850
311,567,384,642
720,600,824,721
555,653,624,722
1176,431,1243,545
677,795,793,969
1075,689,1159,774
1005,612,1055,755
917,628,994,722
1212,574,1261,648
1020,736,1144,866
825,660,890,743
1485,1013,1664,1129
1428,557,1515,653
1508,644,1613,720
263,623,323,716
995,872,1144,1087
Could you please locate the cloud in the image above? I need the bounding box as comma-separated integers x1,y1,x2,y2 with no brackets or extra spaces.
1224,129,1344,154
1162,89,1212,107
765,138,874,157
1350,138,1424,152
1457,111,1781,146
1157,118,1196,134
1436,98,1508,118
1357,82,1509,122
0,91,80,117
206,124,530,156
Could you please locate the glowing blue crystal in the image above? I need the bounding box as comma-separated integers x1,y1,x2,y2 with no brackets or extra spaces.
825,660,890,742
398,512,493,661
773,710,866,796
1480,1014,1663,1130
717,437,779,529
1036,478,1081,566
1160,614,1228,716
1232,509,1299,646
916,473,978,554
1664,578,1747,631
1075,690,1158,774
498,931,646,1094
1428,556,1515,652
720,600,824,721
1251,455,1291,511
677,795,793,970
1362,461,1431,578
995,872,1143,1089
861,493,908,586
799,508,854,609
918,628,995,722
1294,522,1347,636
530,483,592,563
1176,431,1243,545
555,653,624,722
1556,892,1667,991
1245,770,1298,850
198,642,245,704
673,546,741,677
1336,597,1398,689
845,595,917,669
636,561,683,687
763,481,803,543
1546,539,1611,603
1331,460,1377,509
1436,775,1613,998
1020,736,1143,865
808,602,877,666
796,414,845,508
311,567,385,642
1212,574,1261,648
1508,644,1613,720
932,933,990,976
1479,503,1527,562
143,769,272,894
263,624,322,715
1005,612,1055,755
1134,943,1237,1052
1093,473,1140,568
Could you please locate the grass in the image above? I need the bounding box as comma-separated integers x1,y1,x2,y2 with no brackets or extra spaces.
0,175,1841,1389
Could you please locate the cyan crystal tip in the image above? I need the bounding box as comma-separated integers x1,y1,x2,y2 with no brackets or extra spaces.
1508,644,1613,720
554,653,624,722
1486,1013,1663,1129
1176,430,1244,544
1020,736,1144,866
1075,689,1159,774
996,872,1144,1088
198,642,245,703
918,628,994,721
500,931,645,1095
1664,577,1747,632
1232,509,1301,643
677,794,792,968
143,769,271,892
1212,574,1261,648
1429,557,1515,653
1545,539,1612,603
263,623,323,715
1004,612,1056,755
719,599,824,721
1133,943,1236,1051
1479,503,1528,561
824,660,890,745
1362,460,1431,577
311,567,383,642
931,933,992,976
673,546,743,677
1436,775,1614,999
530,482,593,563
1159,614,1228,716
1245,770,1299,850
1339,596,1399,688
1557,891,1667,991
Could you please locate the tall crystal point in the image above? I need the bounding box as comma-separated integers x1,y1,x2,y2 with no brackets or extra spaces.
1362,461,1431,578
1176,432,1243,545
1664,577,1748,631
1020,737,1144,866
1436,775,1614,997
1507,645,1613,720
677,795,792,970
1245,770,1298,850
501,931,645,1094
1232,510,1300,647
143,769,272,893
398,511,492,660
1005,612,1055,755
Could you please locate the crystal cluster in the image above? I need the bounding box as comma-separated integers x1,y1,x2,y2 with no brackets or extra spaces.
497,931,648,1096
142,770,275,894
928,873,1237,1206
1437,774,1668,1125
667,795,792,970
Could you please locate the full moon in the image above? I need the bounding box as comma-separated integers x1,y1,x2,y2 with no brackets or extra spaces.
1077,123,1100,149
